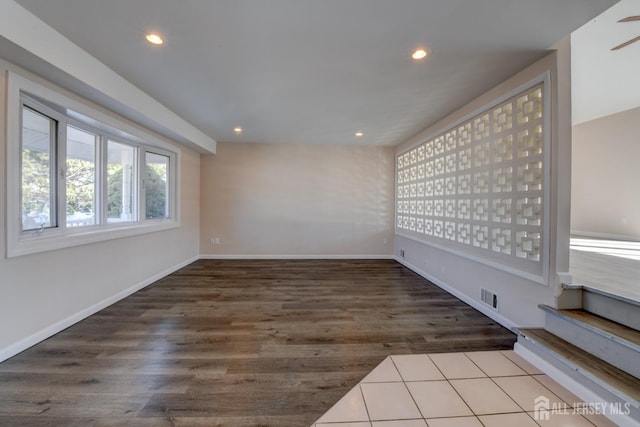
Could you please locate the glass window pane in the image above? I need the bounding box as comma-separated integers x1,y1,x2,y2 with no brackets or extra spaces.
21,107,54,231
66,125,96,227
107,140,135,223
145,152,169,219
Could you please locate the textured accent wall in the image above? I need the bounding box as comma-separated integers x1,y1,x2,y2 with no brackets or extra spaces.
200,142,395,256
396,84,547,278
394,47,572,327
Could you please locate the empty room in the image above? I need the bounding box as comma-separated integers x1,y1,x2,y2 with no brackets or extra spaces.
0,0,638,426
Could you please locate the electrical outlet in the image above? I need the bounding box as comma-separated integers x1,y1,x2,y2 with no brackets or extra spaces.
211,237,221,245
400,249,405,258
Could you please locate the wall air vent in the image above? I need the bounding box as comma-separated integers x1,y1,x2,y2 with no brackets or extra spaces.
481,288,498,310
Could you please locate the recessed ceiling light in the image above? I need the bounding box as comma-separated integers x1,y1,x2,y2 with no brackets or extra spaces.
234,127,243,134
355,132,364,137
145,33,164,45
412,48,428,60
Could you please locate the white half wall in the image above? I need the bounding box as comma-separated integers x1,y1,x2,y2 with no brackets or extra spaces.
394,43,573,328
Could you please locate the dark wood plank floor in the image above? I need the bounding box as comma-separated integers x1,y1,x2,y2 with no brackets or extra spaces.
0,259,516,426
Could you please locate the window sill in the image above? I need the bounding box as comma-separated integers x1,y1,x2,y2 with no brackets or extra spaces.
7,220,179,258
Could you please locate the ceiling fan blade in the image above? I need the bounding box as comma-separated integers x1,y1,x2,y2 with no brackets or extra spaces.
618,16,640,22
611,35,640,50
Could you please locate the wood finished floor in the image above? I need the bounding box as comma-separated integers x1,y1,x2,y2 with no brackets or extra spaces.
0,259,517,426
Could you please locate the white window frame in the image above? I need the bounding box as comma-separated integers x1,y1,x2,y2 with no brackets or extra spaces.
6,71,180,258
141,146,178,222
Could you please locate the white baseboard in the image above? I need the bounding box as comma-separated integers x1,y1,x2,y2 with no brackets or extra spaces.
515,343,639,427
0,255,199,363
394,256,517,331
199,254,395,260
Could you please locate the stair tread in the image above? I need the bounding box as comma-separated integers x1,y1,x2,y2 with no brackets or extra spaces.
518,328,640,403
540,305,640,349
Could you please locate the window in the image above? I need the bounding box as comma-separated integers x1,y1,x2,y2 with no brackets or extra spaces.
107,140,136,223
21,106,56,232
396,78,549,281
66,125,97,228
145,151,170,220
7,72,179,257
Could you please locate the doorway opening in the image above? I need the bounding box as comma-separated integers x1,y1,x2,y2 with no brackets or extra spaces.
570,0,640,301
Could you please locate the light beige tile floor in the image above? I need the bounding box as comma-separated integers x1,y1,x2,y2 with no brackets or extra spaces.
311,350,618,427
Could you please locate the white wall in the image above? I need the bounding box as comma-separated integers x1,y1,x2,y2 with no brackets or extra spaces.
200,142,395,257
0,57,201,361
572,106,640,240
394,43,573,328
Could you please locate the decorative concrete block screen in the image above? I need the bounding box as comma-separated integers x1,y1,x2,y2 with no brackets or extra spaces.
396,83,547,279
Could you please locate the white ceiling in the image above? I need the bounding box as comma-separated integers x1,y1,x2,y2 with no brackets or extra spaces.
11,0,618,146
572,0,640,125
